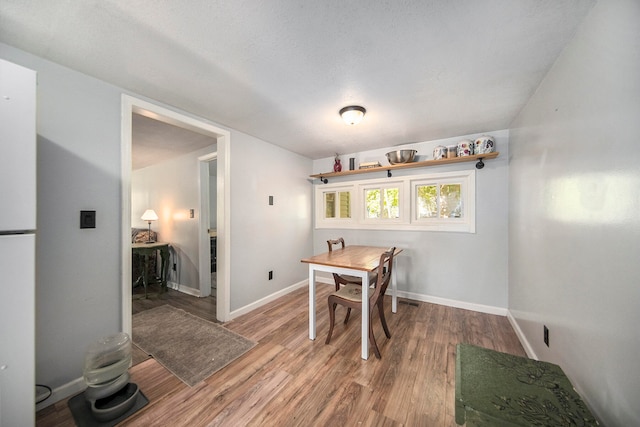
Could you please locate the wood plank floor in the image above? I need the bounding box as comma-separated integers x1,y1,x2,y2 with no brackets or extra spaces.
36,284,525,426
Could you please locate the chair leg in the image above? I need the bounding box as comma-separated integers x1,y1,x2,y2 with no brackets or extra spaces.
332,274,341,291
326,300,337,344
378,299,391,338
369,311,382,359
344,308,351,324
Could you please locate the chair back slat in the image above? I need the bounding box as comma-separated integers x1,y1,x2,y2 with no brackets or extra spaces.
327,237,345,252
369,247,395,303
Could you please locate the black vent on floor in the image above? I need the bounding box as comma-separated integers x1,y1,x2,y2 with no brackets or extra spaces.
398,300,419,307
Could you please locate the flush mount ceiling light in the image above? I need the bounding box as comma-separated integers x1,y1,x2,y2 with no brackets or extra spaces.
339,105,366,125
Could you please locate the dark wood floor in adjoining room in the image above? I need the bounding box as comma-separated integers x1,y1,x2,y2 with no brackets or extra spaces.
131,283,218,321
36,284,525,426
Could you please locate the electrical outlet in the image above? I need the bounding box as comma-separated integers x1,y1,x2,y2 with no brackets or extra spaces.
268,270,273,280
544,325,549,347
269,196,274,205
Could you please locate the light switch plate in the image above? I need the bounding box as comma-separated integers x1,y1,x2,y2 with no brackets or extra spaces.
80,210,96,229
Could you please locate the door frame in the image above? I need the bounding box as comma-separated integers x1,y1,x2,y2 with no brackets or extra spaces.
121,94,232,337
198,152,217,298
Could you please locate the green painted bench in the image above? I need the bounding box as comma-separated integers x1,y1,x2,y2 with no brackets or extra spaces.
455,343,598,426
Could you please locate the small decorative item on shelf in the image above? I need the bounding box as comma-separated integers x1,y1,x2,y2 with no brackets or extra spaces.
457,139,474,157
447,145,458,158
359,161,382,169
333,153,342,172
474,135,495,154
433,145,447,160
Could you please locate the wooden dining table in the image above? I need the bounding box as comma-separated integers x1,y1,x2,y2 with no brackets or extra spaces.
301,245,402,360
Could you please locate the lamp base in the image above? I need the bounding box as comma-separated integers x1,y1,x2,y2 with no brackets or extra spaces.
145,221,155,244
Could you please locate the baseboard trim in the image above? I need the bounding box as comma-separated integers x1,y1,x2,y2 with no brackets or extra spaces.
228,279,327,319
167,281,201,297
396,290,508,316
229,277,507,320
35,376,85,411
507,310,538,360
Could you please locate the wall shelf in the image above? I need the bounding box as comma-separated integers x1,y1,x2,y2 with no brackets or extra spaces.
310,152,499,183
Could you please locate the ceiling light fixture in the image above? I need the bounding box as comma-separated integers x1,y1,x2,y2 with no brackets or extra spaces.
339,105,366,125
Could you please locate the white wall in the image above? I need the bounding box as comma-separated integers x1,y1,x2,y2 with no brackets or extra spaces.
0,42,314,406
508,0,640,425
312,130,509,312
132,144,216,292
0,43,123,395
230,132,313,311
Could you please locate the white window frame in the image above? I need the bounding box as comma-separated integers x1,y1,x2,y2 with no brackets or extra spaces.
360,180,406,225
410,170,475,232
315,185,354,228
314,170,475,233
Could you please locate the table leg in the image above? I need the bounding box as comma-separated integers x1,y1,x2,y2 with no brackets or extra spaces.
142,254,149,299
360,271,370,360
308,265,316,340
391,256,398,313
133,257,144,289
159,247,169,292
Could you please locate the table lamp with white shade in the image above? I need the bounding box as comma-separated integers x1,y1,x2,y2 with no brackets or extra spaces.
140,209,158,243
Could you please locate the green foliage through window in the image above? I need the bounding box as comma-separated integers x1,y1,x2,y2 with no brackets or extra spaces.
365,188,399,219
440,184,462,218
416,183,462,218
417,185,437,218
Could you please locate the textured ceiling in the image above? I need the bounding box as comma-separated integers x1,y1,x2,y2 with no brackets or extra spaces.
1,0,594,160
132,113,216,170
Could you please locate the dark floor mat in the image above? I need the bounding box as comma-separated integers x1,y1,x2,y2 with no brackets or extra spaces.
67,387,148,427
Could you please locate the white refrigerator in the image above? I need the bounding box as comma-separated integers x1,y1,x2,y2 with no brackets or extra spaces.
0,58,37,426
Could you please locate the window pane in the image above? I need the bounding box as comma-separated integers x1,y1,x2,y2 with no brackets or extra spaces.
339,191,351,218
365,189,380,219
324,192,336,218
440,184,462,218
316,171,474,232
383,188,400,219
416,185,438,218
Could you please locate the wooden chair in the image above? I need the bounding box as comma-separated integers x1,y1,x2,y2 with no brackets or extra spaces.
327,238,378,323
325,247,395,359
327,238,379,290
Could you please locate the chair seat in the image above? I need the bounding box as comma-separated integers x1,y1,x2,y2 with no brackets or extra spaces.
332,284,364,302
340,272,378,285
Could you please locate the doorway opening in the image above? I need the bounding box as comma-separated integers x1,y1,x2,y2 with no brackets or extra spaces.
198,155,218,298
121,95,231,338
